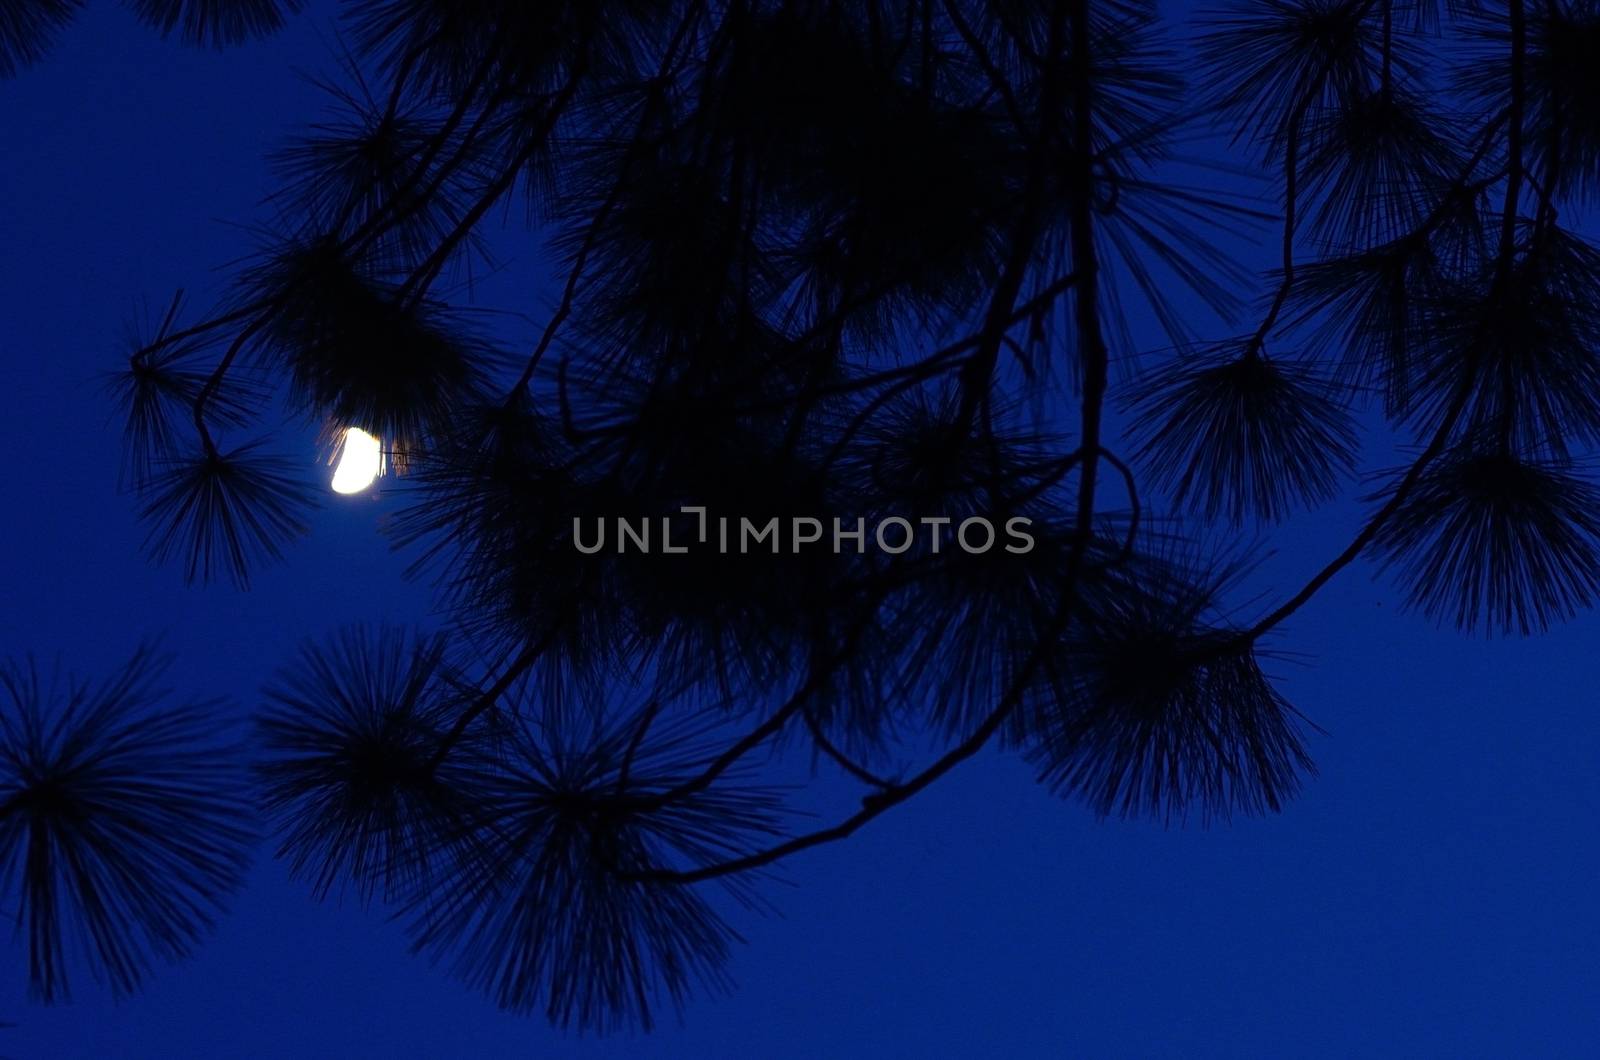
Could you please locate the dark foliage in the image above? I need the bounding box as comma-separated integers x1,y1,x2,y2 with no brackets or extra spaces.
1463,0,1600,202
0,0,82,78
257,625,487,903
0,647,252,1002
125,0,304,46
248,237,492,458
1301,86,1464,246
30,0,1600,1033
1199,0,1384,152
405,705,785,1031
108,322,263,490
1031,553,1316,821
137,440,319,587
0,0,298,78
1372,446,1600,634
1127,346,1358,524
267,67,481,267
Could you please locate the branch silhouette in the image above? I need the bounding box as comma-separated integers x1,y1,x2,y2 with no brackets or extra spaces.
4,0,1589,1033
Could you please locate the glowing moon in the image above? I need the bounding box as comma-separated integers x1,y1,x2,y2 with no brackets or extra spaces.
330,427,384,494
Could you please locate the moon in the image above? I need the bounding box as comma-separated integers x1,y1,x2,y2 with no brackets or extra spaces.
330,427,383,494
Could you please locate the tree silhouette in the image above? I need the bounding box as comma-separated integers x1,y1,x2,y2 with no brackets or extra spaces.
2,0,1593,1034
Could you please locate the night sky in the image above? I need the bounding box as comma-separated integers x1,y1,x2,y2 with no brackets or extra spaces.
2,2,1597,1056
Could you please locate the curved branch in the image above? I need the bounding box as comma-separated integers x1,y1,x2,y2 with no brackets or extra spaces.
628,594,1076,884
509,3,707,393
1239,3,1528,643
634,672,824,812
953,13,1070,429
802,708,895,790
627,0,1109,888
400,72,588,305
1063,0,1107,549
426,630,556,769
191,315,269,453
1241,385,1469,642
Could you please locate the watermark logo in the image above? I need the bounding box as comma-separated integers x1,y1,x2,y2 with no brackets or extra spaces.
573,507,1036,555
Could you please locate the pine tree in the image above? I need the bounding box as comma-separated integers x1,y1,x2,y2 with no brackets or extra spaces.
2,0,1592,1033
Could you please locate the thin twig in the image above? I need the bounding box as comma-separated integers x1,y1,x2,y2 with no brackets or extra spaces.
617,699,662,794
628,0,1109,886
802,708,895,790
427,630,556,769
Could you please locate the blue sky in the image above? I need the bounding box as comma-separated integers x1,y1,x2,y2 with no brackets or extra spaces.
1,3,1597,1056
